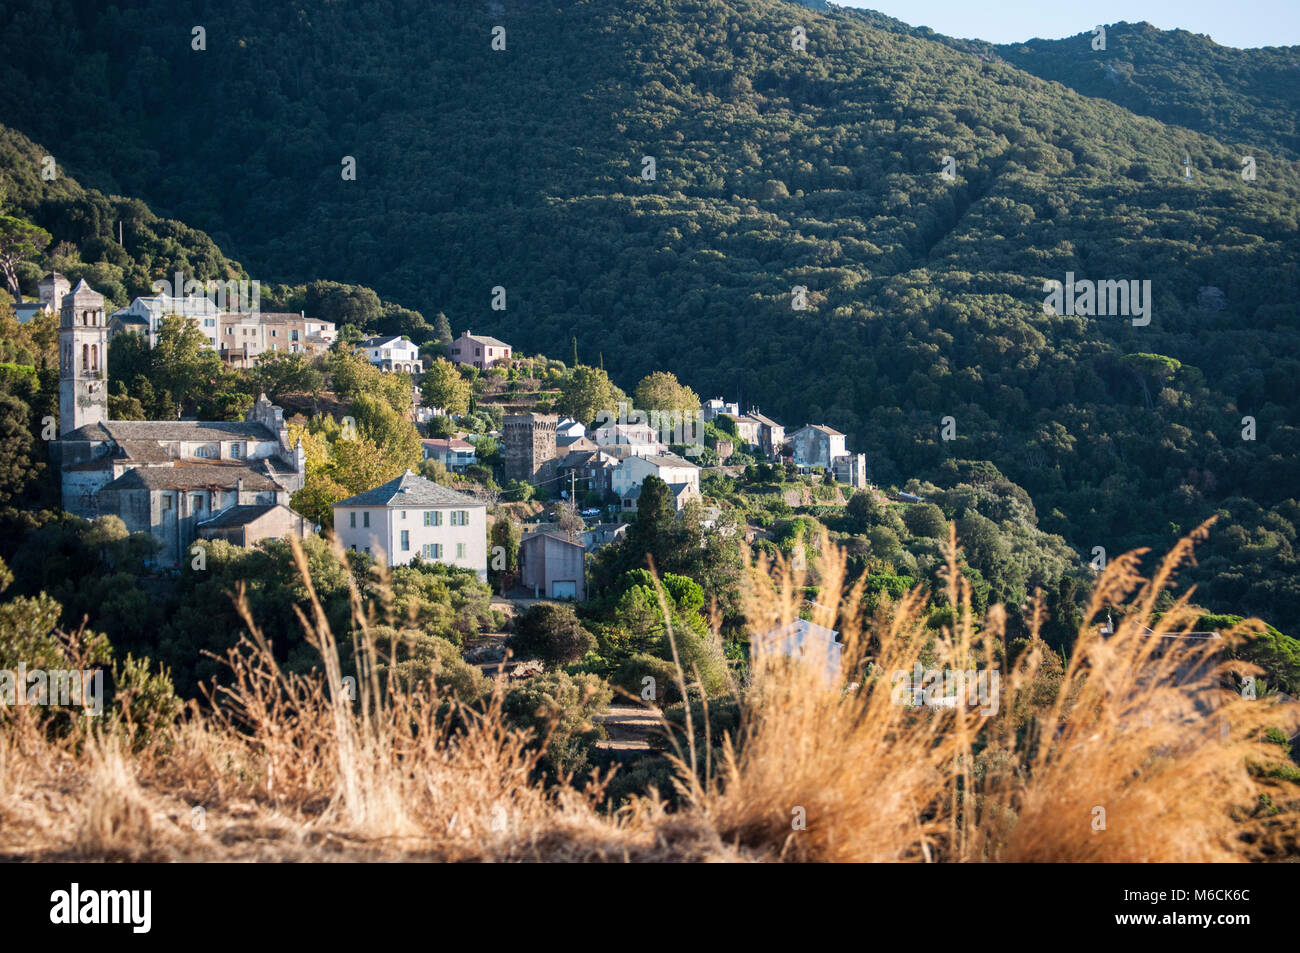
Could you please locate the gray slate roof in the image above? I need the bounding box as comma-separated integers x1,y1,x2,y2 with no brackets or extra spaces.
99,463,281,492
62,419,276,442
459,332,510,348
198,503,285,528
793,423,846,437
360,336,408,347
117,441,176,463
639,453,700,469
333,471,485,508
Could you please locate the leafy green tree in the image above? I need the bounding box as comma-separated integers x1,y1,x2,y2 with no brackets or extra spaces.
903,502,948,539
305,280,382,328
253,351,324,401
489,517,520,588
846,490,883,533
350,391,422,468
107,380,147,420
0,215,50,296
0,391,38,504
634,370,701,415
502,479,533,502
555,365,621,426
420,357,471,415
1042,576,1084,653
149,313,223,415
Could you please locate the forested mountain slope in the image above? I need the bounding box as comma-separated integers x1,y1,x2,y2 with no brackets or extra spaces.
1,0,1298,631
849,11,1300,159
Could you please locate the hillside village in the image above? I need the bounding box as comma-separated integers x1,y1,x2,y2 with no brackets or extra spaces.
22,268,1285,739
33,272,876,588
7,265,964,778
8,266,1293,850
0,0,1296,868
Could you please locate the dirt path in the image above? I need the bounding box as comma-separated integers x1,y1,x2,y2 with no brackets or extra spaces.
596,704,660,760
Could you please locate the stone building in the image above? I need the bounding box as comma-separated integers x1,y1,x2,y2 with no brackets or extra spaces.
50,280,310,567
503,413,557,484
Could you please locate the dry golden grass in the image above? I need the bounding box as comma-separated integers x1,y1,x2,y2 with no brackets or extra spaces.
0,526,1294,862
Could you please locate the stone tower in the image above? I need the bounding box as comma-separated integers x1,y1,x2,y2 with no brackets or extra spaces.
39,271,70,313
59,279,108,435
503,413,557,484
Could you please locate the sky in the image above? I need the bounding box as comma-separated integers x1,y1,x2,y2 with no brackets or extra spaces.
838,0,1300,49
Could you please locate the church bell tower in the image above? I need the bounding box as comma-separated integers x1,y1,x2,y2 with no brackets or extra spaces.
59,279,108,435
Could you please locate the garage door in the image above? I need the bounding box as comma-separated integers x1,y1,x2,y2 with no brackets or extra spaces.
551,580,577,600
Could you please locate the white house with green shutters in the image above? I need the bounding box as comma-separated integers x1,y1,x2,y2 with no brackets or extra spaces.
332,471,487,579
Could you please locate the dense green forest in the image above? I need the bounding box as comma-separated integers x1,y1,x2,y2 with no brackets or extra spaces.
853,16,1300,160
0,0,1297,636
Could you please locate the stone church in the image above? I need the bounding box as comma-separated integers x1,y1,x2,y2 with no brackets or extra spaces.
50,279,312,567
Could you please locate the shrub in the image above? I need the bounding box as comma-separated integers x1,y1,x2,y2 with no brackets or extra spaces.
371,625,489,703
613,652,683,704
509,603,596,666
502,479,534,502
502,670,611,777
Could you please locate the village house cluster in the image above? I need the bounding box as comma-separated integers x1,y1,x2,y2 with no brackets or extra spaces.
40,278,501,581
18,272,340,368
43,278,869,641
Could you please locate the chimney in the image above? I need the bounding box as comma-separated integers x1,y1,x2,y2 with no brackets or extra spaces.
236,476,244,499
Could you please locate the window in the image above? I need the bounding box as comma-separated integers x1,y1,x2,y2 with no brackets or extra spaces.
423,511,441,526
161,494,172,511
456,543,466,559
192,494,204,511
231,443,242,459
363,512,370,528
400,510,407,520
400,530,410,551
421,543,442,559
450,510,470,526
349,512,356,528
